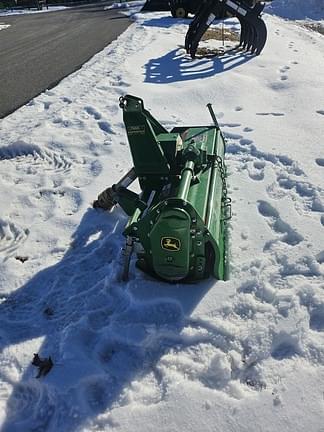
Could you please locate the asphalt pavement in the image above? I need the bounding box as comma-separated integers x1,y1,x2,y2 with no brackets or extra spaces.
0,3,131,118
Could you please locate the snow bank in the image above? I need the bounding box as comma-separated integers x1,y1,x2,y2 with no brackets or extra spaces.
104,0,145,10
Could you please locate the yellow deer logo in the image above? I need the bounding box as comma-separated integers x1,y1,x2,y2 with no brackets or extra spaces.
161,237,181,251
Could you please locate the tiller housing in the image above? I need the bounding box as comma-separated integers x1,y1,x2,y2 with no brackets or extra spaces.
94,95,231,282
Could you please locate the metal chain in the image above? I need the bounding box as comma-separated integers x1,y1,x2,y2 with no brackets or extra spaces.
215,155,228,203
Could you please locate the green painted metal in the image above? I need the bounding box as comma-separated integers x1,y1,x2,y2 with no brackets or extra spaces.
97,95,231,282
150,207,191,281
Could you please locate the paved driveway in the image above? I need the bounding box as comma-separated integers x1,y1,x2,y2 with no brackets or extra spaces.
0,4,131,118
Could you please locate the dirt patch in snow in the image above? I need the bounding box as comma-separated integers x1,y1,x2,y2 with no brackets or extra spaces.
201,28,240,42
196,28,239,57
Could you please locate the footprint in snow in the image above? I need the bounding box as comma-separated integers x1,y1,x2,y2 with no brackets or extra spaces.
278,65,290,81
84,106,102,120
6,382,56,429
247,161,265,181
61,96,72,104
315,158,324,167
271,340,299,360
269,80,290,90
309,305,324,332
104,138,113,146
109,75,130,88
0,219,29,258
279,66,290,73
254,161,266,170
257,200,303,247
256,112,285,117
43,101,52,110
239,138,253,146
221,123,241,128
276,173,324,212
98,121,115,134
316,250,324,264
316,110,324,116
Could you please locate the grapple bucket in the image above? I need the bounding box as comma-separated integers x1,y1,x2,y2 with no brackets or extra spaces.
94,95,231,282
185,0,268,58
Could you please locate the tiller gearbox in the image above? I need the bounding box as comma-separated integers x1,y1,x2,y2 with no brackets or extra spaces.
94,95,231,282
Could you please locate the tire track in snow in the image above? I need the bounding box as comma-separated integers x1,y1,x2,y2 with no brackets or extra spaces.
0,141,72,172
0,135,102,263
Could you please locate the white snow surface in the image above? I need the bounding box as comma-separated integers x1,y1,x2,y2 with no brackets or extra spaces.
0,2,324,432
105,1,145,10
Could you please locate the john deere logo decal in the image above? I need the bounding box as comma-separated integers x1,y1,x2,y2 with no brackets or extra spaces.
161,237,181,251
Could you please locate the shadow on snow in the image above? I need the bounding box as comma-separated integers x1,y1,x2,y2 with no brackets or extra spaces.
141,15,253,83
141,16,189,29
145,48,253,83
0,207,214,431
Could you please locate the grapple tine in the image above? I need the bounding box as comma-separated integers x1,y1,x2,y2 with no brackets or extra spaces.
239,18,247,47
243,2,267,54
243,14,267,54
238,17,250,50
184,0,268,59
247,22,257,51
185,4,222,58
253,16,267,55
185,15,201,53
188,17,213,58
237,3,267,55
184,5,201,52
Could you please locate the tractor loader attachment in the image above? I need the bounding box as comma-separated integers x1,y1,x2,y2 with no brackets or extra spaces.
94,95,231,282
185,0,268,58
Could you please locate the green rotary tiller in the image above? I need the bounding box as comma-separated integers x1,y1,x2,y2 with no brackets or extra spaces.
94,95,231,282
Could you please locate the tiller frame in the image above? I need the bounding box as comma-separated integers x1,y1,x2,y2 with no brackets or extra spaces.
94,95,231,283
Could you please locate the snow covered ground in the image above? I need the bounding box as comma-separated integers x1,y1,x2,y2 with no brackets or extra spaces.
0,2,324,431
